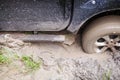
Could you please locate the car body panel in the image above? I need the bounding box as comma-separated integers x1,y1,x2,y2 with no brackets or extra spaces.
0,0,120,33
0,0,72,31
67,0,120,33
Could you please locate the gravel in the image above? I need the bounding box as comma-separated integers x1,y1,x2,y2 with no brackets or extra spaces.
34,51,120,80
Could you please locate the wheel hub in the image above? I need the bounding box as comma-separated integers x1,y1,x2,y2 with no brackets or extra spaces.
107,41,115,47
94,35,120,53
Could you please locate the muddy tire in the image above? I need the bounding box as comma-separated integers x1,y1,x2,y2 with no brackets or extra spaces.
82,15,120,53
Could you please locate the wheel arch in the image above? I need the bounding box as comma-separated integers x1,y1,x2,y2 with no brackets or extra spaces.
67,9,120,34
79,9,120,35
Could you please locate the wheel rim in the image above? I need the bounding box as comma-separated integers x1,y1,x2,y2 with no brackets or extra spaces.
94,34,120,53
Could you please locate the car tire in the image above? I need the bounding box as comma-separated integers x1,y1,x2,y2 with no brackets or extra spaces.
82,15,120,53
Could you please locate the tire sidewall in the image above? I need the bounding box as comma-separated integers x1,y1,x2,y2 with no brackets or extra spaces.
82,22,120,53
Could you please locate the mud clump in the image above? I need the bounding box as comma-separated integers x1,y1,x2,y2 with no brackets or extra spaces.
0,34,30,50
54,56,120,80
74,57,119,80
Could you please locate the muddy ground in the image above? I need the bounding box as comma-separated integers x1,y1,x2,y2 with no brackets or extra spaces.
0,34,120,80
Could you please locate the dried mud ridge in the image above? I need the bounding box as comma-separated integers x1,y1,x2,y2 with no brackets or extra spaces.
0,34,120,80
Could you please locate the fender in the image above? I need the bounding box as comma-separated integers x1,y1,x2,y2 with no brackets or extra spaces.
67,0,120,34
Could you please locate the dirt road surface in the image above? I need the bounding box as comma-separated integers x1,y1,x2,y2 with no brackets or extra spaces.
0,34,120,80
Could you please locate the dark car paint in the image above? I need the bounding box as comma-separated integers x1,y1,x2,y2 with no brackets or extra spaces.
67,0,120,33
0,0,120,33
0,0,72,31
